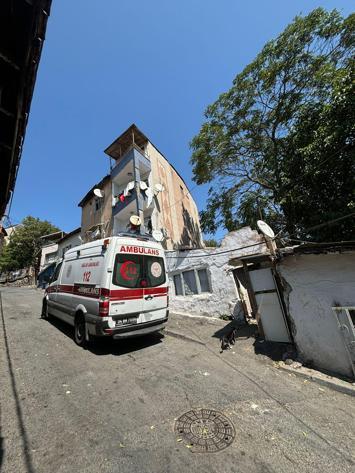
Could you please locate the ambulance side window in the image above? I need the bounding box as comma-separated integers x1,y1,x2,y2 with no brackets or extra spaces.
50,262,62,283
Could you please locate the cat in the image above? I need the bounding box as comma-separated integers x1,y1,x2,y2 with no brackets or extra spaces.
220,327,237,353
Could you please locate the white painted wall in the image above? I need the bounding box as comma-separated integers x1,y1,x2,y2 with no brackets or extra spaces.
57,232,81,259
278,252,355,378
166,227,267,319
40,243,58,270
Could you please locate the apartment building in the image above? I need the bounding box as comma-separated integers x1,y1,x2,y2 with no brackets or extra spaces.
78,124,202,250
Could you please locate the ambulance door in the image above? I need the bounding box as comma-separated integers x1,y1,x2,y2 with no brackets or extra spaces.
56,259,75,325
141,254,168,322
46,262,63,320
73,254,103,317
110,252,144,320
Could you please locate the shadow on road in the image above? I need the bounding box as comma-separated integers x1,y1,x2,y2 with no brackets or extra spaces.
45,316,164,356
0,291,36,473
212,320,258,341
253,338,290,361
212,320,291,362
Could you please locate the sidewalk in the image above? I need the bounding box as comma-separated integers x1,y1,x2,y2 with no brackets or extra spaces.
166,312,282,372
166,312,355,397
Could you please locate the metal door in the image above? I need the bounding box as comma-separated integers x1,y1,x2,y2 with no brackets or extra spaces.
249,268,291,343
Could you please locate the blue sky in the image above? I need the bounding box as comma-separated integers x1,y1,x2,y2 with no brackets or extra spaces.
10,0,353,240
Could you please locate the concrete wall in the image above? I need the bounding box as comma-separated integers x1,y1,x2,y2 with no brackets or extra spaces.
277,252,355,378
167,227,267,319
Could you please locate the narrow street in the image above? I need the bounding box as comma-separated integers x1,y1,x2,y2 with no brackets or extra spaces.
1,287,354,473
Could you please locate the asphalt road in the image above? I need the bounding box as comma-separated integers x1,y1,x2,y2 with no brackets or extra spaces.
1,287,355,473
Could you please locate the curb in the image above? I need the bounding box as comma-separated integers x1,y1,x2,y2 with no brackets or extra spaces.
170,311,224,325
164,328,206,346
277,364,355,397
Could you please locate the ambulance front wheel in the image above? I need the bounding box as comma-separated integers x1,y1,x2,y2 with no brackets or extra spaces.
41,298,51,320
74,313,87,348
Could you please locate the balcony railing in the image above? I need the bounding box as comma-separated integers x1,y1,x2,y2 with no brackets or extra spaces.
112,188,137,216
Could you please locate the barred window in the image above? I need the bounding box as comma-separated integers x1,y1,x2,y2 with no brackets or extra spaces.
172,268,211,296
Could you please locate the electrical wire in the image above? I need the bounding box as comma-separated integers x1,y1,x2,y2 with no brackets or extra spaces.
166,211,355,259
165,240,267,259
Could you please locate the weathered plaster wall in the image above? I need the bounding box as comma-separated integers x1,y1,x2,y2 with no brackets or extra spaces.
167,227,267,319
81,179,112,241
147,142,202,249
278,253,355,378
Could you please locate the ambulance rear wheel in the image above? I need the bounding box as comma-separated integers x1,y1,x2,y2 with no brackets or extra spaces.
74,313,87,348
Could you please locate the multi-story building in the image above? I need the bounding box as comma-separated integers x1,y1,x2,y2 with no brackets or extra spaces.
78,124,202,250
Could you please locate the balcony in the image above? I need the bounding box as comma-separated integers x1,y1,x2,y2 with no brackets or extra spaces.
112,187,136,216
111,145,152,217
111,146,151,185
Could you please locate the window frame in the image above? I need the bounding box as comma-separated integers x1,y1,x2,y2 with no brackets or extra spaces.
333,306,355,329
172,267,212,296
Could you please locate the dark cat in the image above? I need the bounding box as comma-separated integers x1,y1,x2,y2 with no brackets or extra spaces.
220,327,237,353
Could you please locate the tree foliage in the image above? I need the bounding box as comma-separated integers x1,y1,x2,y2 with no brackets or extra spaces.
203,239,219,248
0,216,60,272
191,8,355,241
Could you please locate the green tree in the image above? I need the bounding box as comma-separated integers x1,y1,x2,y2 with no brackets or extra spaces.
0,217,60,272
203,239,219,247
191,8,355,241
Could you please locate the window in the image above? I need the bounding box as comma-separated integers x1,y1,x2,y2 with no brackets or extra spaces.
173,268,211,296
173,275,183,296
332,306,355,329
94,198,102,212
112,254,166,289
62,245,72,257
349,309,355,327
51,262,62,282
45,251,57,263
198,269,210,293
183,270,198,295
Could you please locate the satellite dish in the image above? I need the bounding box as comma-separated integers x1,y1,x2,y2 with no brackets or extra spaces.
152,230,164,242
154,183,164,193
93,188,104,198
139,181,148,191
130,215,141,227
145,187,154,207
257,220,275,239
92,228,101,239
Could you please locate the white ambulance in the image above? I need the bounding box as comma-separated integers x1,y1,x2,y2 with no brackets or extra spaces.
42,235,169,347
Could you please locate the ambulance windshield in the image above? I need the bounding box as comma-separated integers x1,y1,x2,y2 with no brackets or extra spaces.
112,254,166,288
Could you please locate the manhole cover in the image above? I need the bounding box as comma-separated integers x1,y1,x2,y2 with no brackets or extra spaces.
174,409,235,453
